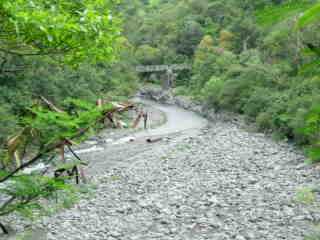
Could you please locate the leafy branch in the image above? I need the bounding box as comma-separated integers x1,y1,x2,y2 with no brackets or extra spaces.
0,97,134,234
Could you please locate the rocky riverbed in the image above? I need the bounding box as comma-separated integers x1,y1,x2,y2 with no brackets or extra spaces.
42,127,320,239
2,89,320,240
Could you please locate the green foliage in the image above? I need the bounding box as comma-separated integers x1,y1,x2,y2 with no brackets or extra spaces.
219,30,234,50
173,86,189,96
192,35,237,93
0,0,121,64
296,187,317,205
123,0,314,167
200,76,224,106
0,174,72,218
305,235,320,240
135,45,162,65
0,0,140,232
215,62,277,112
0,53,138,149
125,0,320,170
23,99,112,146
0,105,19,144
298,2,320,28
242,87,273,118
256,1,313,27
175,20,204,56
305,225,320,240
256,112,272,131
300,105,320,162
0,94,133,229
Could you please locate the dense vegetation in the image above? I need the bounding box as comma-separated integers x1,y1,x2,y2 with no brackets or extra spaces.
0,0,137,232
122,0,320,162
0,0,139,150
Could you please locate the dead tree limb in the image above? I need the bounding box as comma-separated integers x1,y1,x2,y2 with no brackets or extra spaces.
66,145,88,183
40,96,65,113
0,222,8,234
132,112,142,128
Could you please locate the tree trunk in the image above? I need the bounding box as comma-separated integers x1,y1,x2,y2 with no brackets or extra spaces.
243,36,250,52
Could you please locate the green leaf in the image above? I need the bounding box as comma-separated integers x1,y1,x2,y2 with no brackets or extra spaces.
0,0,122,64
307,147,320,162
298,2,320,28
256,1,312,27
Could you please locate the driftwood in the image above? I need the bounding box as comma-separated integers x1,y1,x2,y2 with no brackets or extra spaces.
146,137,162,143
0,222,8,234
132,112,142,128
132,109,148,129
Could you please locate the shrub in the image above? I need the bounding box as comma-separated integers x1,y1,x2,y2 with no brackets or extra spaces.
239,49,263,65
135,44,162,65
200,76,225,106
299,105,320,162
192,36,237,94
174,86,190,96
286,94,320,144
256,112,273,131
242,87,273,118
219,62,279,112
219,29,234,50
263,92,291,134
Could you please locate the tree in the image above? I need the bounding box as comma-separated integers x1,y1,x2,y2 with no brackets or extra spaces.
135,44,162,65
175,20,204,56
0,0,121,65
0,0,135,234
219,29,234,50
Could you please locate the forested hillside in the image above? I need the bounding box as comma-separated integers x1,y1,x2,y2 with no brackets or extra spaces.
121,0,320,161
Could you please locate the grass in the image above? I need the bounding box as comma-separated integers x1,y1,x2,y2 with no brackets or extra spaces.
296,187,317,205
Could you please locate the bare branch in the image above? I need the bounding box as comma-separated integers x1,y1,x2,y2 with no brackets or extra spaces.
40,96,65,113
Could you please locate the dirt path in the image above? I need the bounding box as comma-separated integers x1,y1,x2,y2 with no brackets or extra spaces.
6,98,320,240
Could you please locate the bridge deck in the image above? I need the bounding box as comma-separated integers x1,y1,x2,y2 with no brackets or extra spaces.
136,64,191,73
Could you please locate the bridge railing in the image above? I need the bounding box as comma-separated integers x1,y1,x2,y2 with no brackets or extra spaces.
136,64,191,73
